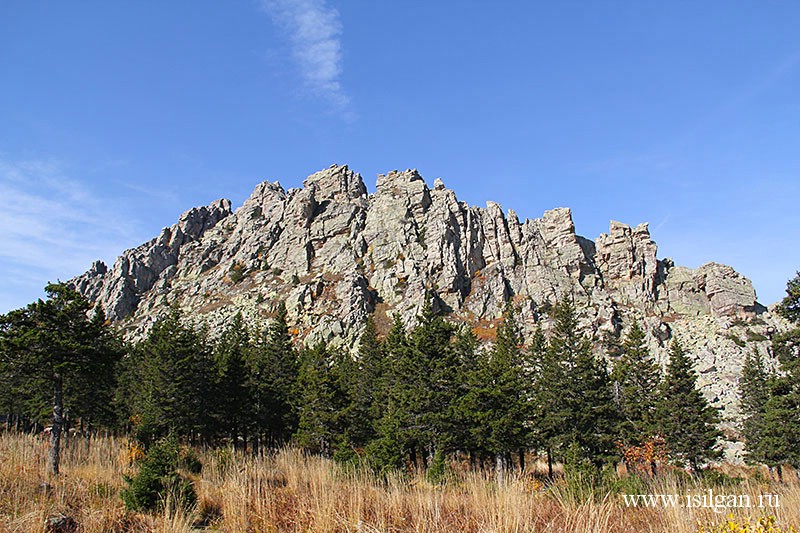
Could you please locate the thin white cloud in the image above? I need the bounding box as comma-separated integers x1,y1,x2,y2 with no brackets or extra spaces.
261,0,352,113
0,158,143,311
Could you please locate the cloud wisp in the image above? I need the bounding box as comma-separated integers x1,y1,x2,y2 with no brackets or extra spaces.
261,0,353,114
0,158,142,312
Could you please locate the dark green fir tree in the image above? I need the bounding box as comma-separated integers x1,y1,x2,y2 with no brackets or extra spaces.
655,340,722,471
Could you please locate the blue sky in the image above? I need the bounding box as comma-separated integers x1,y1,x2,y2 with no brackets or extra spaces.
1,1,798,311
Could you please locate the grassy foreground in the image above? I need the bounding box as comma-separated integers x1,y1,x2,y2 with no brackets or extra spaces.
1,433,798,532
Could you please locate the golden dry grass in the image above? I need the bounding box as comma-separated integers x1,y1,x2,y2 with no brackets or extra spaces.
1,432,799,532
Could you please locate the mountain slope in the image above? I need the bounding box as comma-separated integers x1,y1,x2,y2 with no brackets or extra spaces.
70,164,786,457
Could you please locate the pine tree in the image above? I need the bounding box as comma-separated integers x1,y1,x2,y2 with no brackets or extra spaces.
655,340,722,471
0,346,25,431
611,320,661,447
73,308,124,430
0,283,122,475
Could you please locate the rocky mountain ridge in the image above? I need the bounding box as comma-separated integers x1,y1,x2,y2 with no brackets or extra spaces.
70,164,787,459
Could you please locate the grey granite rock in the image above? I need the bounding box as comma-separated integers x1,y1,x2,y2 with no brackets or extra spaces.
69,164,786,459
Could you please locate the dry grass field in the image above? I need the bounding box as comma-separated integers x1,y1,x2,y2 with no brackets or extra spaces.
1,432,798,532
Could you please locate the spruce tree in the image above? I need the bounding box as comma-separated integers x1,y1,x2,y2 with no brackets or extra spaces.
755,271,800,480
372,300,460,470
529,321,567,477
451,325,481,462
546,300,619,469
295,342,339,455
249,302,298,448
350,315,385,445
212,313,253,447
328,344,360,459
463,301,527,478
368,314,410,471
406,298,460,462
655,340,722,471
739,349,770,464
124,307,214,444
755,376,800,480
611,320,661,447
273,339,356,457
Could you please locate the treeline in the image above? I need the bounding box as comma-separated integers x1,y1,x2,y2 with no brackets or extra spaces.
2,275,800,479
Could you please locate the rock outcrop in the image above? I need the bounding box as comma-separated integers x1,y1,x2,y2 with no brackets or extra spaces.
70,164,786,460
72,199,232,320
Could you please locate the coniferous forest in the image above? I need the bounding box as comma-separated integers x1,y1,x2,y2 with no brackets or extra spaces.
2,273,800,531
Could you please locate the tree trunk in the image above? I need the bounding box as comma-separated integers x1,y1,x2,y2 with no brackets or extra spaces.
495,453,506,486
547,448,553,479
63,411,69,447
48,373,63,477
518,449,525,473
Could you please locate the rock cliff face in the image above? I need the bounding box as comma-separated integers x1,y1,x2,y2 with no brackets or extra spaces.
70,165,786,459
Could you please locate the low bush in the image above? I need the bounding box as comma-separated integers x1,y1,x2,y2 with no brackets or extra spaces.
121,435,198,512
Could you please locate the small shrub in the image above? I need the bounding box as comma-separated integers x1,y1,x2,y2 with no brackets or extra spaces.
229,269,244,284
121,436,198,512
725,333,746,347
746,329,768,342
607,472,648,495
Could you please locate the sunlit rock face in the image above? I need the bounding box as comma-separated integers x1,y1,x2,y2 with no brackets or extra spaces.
70,164,785,461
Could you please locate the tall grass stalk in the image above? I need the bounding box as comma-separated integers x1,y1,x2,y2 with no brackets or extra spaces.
1,432,799,532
